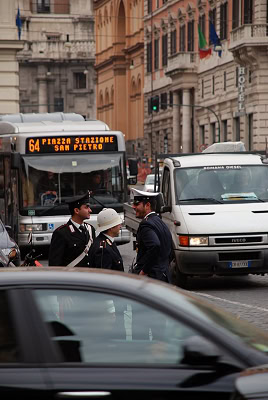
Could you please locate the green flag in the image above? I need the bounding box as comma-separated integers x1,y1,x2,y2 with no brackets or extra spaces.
198,25,207,49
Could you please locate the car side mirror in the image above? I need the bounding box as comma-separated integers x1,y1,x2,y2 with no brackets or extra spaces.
181,336,221,366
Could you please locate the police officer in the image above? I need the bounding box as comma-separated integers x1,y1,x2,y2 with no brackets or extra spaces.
48,191,95,267
90,208,124,271
132,188,172,282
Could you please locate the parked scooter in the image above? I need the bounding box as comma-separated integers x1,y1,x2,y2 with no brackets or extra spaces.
21,232,43,267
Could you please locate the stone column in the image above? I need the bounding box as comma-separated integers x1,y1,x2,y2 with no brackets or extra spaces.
37,65,48,113
172,91,180,153
182,89,191,153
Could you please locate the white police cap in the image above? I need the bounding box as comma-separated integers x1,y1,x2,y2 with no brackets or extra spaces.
131,188,159,204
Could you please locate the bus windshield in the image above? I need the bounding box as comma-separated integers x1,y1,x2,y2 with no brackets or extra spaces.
175,165,268,204
21,153,126,215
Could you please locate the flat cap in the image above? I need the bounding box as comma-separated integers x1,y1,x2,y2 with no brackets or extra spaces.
67,190,91,209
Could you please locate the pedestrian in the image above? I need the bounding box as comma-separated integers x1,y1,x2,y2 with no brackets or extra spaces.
131,188,173,283
48,191,95,267
90,208,124,271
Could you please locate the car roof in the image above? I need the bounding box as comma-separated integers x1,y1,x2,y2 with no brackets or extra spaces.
0,267,215,322
166,153,264,168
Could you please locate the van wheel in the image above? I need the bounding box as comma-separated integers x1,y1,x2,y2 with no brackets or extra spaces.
170,258,188,289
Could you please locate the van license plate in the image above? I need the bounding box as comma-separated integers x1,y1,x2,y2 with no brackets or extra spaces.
228,261,251,268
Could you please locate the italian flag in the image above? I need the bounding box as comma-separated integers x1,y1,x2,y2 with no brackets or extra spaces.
198,26,211,59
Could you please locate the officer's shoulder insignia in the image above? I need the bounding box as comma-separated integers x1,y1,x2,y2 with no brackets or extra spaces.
68,224,75,233
55,224,67,231
106,238,112,246
99,240,106,248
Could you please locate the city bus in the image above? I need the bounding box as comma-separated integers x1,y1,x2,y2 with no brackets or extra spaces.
0,113,136,254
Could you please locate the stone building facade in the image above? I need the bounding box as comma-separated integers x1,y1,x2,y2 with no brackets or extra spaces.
144,0,268,158
94,0,144,158
0,0,23,114
17,0,96,119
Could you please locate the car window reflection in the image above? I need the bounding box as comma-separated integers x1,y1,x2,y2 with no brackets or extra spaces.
33,289,207,365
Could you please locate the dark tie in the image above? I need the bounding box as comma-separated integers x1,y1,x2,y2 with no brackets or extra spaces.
79,225,88,240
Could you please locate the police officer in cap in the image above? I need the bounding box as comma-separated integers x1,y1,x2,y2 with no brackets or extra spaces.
90,208,124,271
132,188,172,282
48,191,95,267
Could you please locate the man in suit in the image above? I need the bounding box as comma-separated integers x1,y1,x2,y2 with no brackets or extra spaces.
90,208,124,271
132,188,172,283
48,191,95,267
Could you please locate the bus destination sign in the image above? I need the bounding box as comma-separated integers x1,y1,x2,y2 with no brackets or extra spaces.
26,135,118,154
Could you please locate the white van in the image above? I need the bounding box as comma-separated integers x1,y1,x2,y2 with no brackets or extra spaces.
124,148,268,287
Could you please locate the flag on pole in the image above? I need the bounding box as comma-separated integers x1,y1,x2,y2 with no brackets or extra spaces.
198,26,211,59
209,21,222,57
16,7,22,40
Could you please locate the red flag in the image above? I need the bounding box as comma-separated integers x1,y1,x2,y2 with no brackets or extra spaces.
199,48,212,59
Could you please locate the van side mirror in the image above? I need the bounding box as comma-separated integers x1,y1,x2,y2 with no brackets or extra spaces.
161,205,172,213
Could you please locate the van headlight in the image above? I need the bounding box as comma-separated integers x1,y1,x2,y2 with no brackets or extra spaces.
20,224,43,232
178,235,209,246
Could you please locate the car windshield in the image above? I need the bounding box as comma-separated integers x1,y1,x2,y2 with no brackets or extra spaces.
21,153,126,215
174,165,268,204
147,283,268,354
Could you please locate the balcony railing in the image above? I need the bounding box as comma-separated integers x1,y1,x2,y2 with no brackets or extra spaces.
165,52,197,75
17,40,95,60
229,24,268,51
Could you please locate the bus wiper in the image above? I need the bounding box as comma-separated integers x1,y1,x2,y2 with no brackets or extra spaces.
39,201,68,215
179,197,222,204
90,194,106,209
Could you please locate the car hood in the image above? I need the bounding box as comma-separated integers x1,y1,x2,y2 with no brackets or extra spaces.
178,203,268,234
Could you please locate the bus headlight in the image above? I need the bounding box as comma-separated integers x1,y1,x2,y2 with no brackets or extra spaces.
20,224,43,232
178,235,209,246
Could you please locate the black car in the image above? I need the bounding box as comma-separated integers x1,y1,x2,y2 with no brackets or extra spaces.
0,219,21,266
0,268,268,399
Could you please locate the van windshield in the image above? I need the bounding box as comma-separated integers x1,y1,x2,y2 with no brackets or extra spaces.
174,165,268,204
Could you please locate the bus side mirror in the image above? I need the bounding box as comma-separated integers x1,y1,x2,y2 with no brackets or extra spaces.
128,159,138,176
11,153,20,169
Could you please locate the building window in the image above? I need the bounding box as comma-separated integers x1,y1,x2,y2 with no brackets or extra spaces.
248,68,252,83
224,71,226,91
232,1,239,29
54,98,64,112
164,134,168,153
147,0,152,14
37,0,50,13
244,0,253,24
209,8,216,45
74,72,86,89
212,75,215,95
220,2,228,40
162,34,168,67
248,113,253,150
154,39,159,70
222,120,228,142
148,98,152,115
200,125,205,146
147,42,152,73
211,123,216,143
170,30,177,55
199,14,206,36
235,67,239,87
169,91,173,107
234,117,240,141
160,92,167,110
201,79,204,98
187,20,194,51
179,25,185,51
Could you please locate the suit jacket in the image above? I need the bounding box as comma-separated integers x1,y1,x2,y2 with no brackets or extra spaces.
48,220,95,267
136,213,172,282
89,232,124,271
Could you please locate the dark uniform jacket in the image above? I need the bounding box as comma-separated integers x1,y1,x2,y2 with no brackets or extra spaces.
48,220,96,267
89,232,124,271
135,212,172,282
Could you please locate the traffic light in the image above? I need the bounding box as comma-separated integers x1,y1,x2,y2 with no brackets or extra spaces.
151,95,159,112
